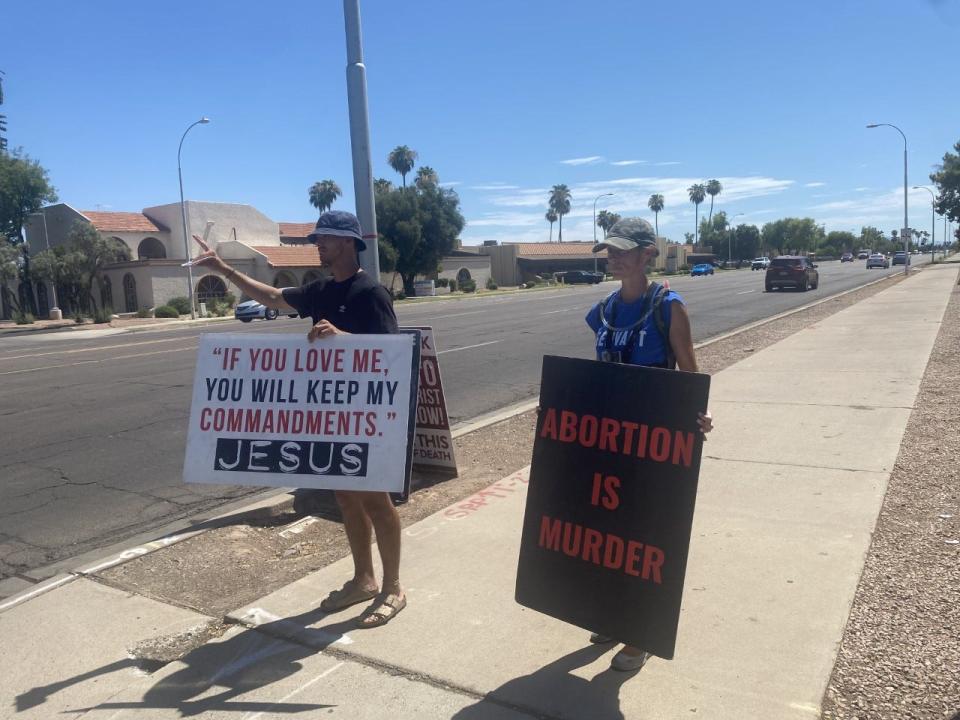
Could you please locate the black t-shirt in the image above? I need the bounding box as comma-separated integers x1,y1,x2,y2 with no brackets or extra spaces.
281,271,398,334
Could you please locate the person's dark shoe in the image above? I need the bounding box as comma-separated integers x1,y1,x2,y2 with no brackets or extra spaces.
611,649,651,672
589,633,615,644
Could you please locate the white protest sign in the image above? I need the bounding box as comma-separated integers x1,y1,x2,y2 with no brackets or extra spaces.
184,333,419,492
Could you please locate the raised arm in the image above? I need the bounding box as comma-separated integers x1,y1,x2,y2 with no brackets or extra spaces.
191,235,294,312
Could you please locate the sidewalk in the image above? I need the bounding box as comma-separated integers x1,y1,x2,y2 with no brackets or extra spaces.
0,263,956,720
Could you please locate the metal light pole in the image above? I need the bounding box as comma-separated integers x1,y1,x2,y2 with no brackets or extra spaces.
866,123,909,275
592,192,614,273
29,210,60,316
913,186,936,264
343,0,379,277
178,117,210,319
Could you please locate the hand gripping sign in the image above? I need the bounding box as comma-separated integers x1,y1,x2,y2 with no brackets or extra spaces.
515,355,710,660
184,333,420,493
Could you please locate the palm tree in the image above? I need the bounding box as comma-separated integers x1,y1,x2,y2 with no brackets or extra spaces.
688,183,706,246
308,180,342,215
373,178,393,195
647,194,664,238
387,145,418,187
415,166,439,190
596,210,621,238
545,209,558,242
706,179,722,226
549,184,572,242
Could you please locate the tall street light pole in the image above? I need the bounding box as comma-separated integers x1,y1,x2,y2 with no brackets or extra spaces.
29,210,60,317
867,123,909,275
178,117,210,320
343,0,379,277
593,192,614,274
913,186,936,264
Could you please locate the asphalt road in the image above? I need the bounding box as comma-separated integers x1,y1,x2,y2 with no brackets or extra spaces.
0,258,925,584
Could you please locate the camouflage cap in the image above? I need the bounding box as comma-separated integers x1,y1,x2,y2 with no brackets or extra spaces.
592,217,657,252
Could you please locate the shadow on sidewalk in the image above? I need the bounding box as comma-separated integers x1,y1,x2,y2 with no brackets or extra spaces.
17,607,353,717
451,643,636,720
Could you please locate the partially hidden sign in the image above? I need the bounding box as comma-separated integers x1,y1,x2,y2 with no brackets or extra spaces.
515,355,710,659
403,326,458,477
184,333,420,493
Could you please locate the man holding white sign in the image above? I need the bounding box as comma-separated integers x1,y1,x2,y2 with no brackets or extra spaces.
192,210,408,628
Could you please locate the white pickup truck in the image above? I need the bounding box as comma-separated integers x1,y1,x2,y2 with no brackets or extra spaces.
751,257,771,270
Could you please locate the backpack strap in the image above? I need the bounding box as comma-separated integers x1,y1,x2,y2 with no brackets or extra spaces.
650,283,676,369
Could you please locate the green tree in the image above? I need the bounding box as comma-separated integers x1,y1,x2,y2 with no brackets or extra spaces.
688,184,706,246
0,241,21,314
32,221,130,314
307,180,341,215
647,194,664,238
596,210,620,237
930,140,960,225
373,178,394,195
0,149,59,244
705,179,722,226
683,232,695,244
732,224,761,260
859,226,885,251
387,145,418,188
0,70,7,153
760,218,825,255
376,183,464,295
824,231,857,257
549,184,572,242
414,166,439,190
545,208,558,242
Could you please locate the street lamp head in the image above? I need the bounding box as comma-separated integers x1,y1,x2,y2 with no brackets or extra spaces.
866,124,879,128
200,117,211,124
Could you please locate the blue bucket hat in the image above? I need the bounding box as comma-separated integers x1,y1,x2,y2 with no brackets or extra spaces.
309,210,366,251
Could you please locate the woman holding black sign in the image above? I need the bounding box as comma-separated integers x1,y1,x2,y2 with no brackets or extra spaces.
585,216,713,671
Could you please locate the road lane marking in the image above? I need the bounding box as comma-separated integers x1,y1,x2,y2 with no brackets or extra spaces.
0,335,191,362
438,340,502,354
418,309,490,320
0,346,197,376
736,290,756,295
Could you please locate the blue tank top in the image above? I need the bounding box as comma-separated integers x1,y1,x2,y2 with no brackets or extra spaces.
585,286,683,367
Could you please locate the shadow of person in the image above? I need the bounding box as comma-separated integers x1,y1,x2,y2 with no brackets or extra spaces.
451,643,638,720
20,606,356,717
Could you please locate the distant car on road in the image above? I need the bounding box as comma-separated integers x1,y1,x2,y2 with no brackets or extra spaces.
559,270,603,284
892,251,910,265
840,252,854,262
857,250,871,259
690,263,715,277
751,257,771,270
765,256,819,292
865,253,890,269
235,299,280,322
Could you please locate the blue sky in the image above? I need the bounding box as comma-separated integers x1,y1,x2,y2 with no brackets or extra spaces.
4,0,958,245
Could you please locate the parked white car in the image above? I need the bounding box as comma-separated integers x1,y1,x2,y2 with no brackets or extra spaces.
751,257,771,270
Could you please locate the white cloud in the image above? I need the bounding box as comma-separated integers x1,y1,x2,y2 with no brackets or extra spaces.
470,183,520,191
440,181,462,187
804,182,826,187
806,186,933,230
854,187,870,192
560,156,604,166
653,161,681,166
610,160,647,166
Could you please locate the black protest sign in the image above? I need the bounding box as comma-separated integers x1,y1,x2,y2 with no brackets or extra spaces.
515,355,710,659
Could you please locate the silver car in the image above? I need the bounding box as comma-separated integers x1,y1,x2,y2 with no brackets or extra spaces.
865,253,889,269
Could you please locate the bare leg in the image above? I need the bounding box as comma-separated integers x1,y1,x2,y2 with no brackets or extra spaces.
334,490,378,592
361,492,403,594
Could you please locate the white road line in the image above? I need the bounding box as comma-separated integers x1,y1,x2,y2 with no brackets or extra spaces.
540,308,579,315
244,662,345,720
736,290,756,295
418,309,489,320
437,340,501,355
0,346,197,376
0,335,190,362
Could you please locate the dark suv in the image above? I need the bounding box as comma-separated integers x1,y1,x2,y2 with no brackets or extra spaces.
765,256,819,292
559,270,603,284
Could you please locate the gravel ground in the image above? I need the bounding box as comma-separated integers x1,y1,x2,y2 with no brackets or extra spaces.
820,273,960,720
